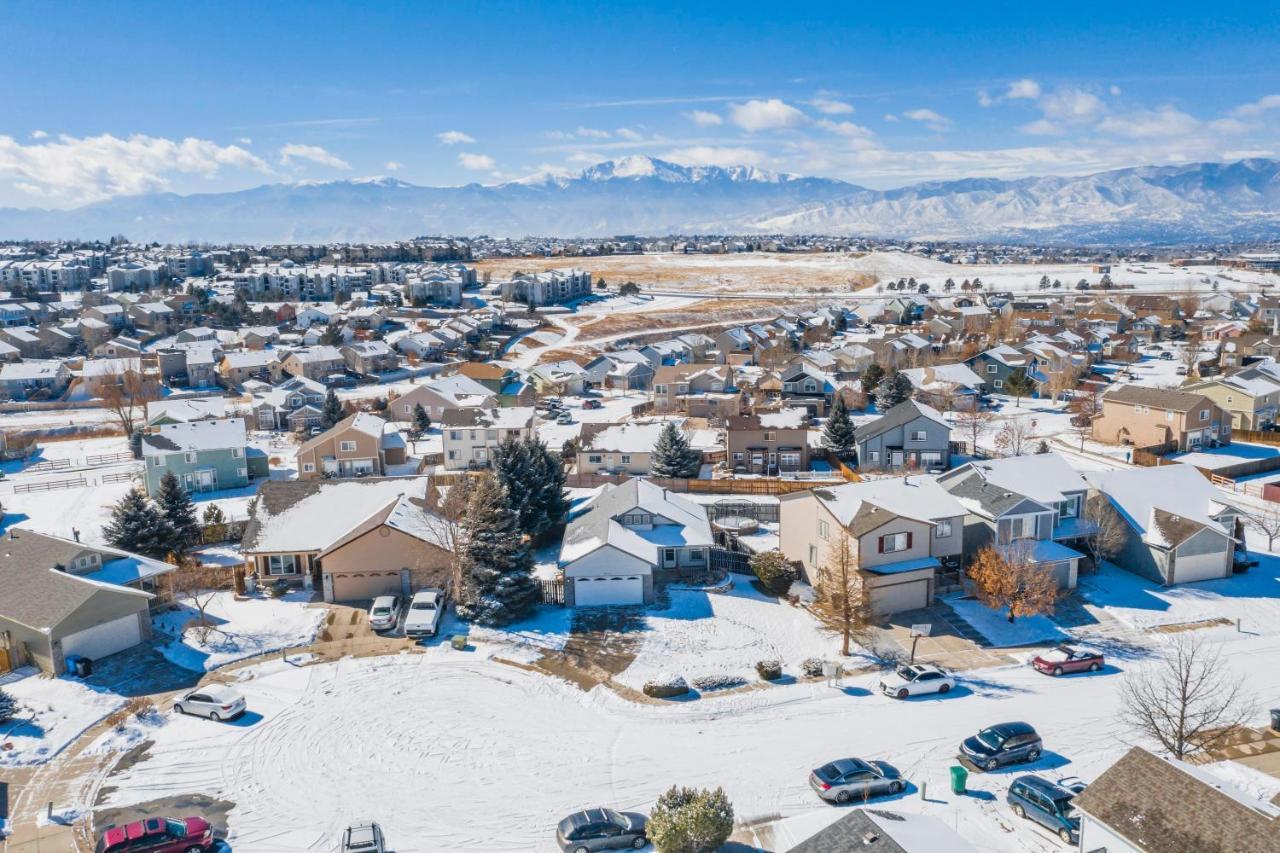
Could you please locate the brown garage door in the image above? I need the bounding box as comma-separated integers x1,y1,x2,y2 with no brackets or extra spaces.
331,571,402,602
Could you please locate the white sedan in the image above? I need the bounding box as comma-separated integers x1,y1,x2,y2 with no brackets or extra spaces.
174,684,247,721
879,663,955,699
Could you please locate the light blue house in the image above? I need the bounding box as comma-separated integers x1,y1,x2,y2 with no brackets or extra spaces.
141,417,268,496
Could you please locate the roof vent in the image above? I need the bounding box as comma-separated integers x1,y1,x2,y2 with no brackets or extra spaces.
862,832,880,845
1170,515,1180,523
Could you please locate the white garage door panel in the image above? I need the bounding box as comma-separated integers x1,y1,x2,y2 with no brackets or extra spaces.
1174,551,1226,584
870,579,928,616
61,614,142,664
333,572,401,602
574,576,643,607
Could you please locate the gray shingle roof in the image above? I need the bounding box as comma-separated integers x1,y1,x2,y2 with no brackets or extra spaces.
1103,384,1213,413
856,399,948,442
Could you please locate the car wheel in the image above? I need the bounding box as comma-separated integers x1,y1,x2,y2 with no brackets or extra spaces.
575,847,589,853
1027,749,1041,762
835,790,851,804
174,703,184,715
984,758,998,771
1013,804,1026,819
1090,662,1101,672
897,688,909,699
210,712,221,722
1052,666,1063,677
1059,828,1073,843
889,781,904,794
938,683,951,694
184,846,205,853
632,838,647,850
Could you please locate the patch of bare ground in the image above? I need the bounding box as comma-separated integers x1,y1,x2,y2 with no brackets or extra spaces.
1149,616,1233,634
535,347,595,366
577,298,802,341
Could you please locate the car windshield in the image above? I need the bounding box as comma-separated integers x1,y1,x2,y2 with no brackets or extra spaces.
1056,797,1077,817
1040,648,1071,662
411,601,436,610
165,820,187,838
894,666,918,681
371,606,391,615
816,762,842,781
977,728,1006,750
604,809,625,828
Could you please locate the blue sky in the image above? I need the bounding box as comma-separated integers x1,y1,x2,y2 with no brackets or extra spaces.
4,0,1280,207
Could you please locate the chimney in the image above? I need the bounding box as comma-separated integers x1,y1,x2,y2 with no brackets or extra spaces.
72,528,80,543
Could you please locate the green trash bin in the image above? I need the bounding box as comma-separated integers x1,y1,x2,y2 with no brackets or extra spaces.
950,765,968,795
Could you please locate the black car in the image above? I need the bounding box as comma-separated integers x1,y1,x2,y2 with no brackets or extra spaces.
556,808,648,852
960,721,1043,771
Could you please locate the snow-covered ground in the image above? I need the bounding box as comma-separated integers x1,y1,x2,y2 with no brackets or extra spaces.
946,596,1067,648
0,671,127,767
152,591,326,671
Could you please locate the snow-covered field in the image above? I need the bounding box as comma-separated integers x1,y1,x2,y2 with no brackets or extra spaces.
153,591,326,671
0,671,127,767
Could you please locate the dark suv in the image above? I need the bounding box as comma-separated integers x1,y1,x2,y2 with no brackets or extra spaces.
556,808,648,851
1007,775,1080,843
96,817,213,852
960,721,1043,771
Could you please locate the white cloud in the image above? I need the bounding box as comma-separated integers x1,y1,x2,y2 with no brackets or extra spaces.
1209,117,1251,134
902,109,952,131
385,160,403,171
236,137,252,146
615,127,643,141
1097,106,1199,139
809,96,854,115
575,127,612,139
1110,85,1123,97
685,110,723,127
816,119,876,140
977,90,995,108
30,130,48,140
436,130,476,145
1232,94,1280,118
1038,88,1106,123
1019,119,1061,136
565,151,606,166
662,146,767,168
1006,79,1042,101
458,152,496,170
728,99,808,132
0,132,270,205
279,143,350,169
882,113,899,123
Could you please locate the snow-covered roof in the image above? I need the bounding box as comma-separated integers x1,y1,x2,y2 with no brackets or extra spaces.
141,417,247,456
806,475,967,527
560,478,713,566
757,408,808,429
1086,465,1235,546
955,454,1089,506
146,398,227,423
582,419,685,453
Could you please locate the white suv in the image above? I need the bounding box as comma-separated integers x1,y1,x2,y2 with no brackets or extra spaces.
404,589,445,639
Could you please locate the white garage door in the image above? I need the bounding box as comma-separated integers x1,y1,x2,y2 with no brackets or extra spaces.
61,614,142,665
332,571,402,602
870,579,929,616
1173,550,1226,584
574,575,644,607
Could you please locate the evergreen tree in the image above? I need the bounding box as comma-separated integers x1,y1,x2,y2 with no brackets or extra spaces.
874,371,914,410
650,422,702,478
319,323,343,346
321,389,344,429
492,437,533,531
1004,366,1037,407
526,440,570,538
859,364,886,398
103,487,168,558
201,503,228,542
1036,439,1051,454
455,472,539,627
822,395,857,456
0,687,18,723
156,472,200,557
412,403,432,436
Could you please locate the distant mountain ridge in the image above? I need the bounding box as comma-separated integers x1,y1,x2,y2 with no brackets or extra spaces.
3,155,1280,244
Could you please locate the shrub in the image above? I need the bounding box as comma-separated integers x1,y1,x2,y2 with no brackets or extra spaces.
691,674,746,692
0,687,18,723
643,673,690,699
268,578,291,598
647,785,735,853
801,657,826,678
749,550,796,596
755,660,782,681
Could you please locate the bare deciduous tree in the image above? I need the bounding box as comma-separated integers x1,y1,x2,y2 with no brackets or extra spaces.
172,561,226,644
1081,495,1127,571
1120,633,1254,759
98,366,161,436
993,417,1033,457
953,408,995,456
424,477,476,596
813,529,873,656
1179,334,1204,380
1067,385,1103,451
1245,507,1280,551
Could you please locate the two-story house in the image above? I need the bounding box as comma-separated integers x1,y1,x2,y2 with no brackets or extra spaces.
439,407,536,470
936,454,1095,589
251,375,328,431
281,345,347,383
341,340,399,376
296,411,407,479
1185,363,1280,430
779,475,968,615
218,350,282,388
651,363,742,418
855,399,952,471
777,362,834,416
724,409,810,474
390,374,495,422
559,478,717,606
141,417,267,495
1091,385,1231,451
576,418,705,475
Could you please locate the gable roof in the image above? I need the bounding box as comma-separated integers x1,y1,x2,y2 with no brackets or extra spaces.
938,453,1088,517
1085,465,1236,547
560,478,712,566
805,475,966,528
789,808,979,853
141,417,247,456
856,399,948,441
1103,384,1215,413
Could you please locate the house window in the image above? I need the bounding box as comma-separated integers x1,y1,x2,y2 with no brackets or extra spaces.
150,456,162,467
732,452,744,462
232,447,243,458
265,554,297,575
986,364,997,374
819,520,830,540
183,451,197,464
237,467,247,477
763,431,776,441
880,532,911,553
588,454,603,464
993,379,1004,389
449,430,461,440
910,430,927,442
1058,495,1079,519
303,462,315,473
1166,411,1174,421
869,450,879,463
936,520,952,538
447,450,458,460
1200,409,1209,421
339,440,356,452
921,451,942,465
809,544,817,564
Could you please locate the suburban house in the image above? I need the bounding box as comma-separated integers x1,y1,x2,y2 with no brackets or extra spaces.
900,362,987,410
1086,465,1241,585
1071,747,1280,853
0,360,72,399
0,528,166,674
788,809,979,853
439,407,536,470
559,478,717,606
141,417,267,496
1091,385,1231,451
582,351,655,390
724,409,810,474
145,398,227,428
296,411,407,479
651,363,742,418
778,362,835,415
341,340,399,376
391,375,495,422
965,344,1041,394
936,454,1095,589
530,360,588,396
576,418,699,476
854,399,952,471
281,345,347,382
240,476,452,602
218,350,282,387
780,476,967,615
1185,362,1280,430
250,375,327,431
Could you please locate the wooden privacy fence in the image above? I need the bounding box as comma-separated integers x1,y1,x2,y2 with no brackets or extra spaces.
540,578,565,605
1232,429,1280,446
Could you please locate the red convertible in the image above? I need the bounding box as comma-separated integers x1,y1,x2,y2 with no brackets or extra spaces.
1032,644,1104,677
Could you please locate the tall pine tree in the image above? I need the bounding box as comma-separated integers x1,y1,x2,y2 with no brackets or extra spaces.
822,395,857,457
412,403,432,436
860,364,885,397
156,472,201,557
321,389,345,429
650,422,702,478
455,472,540,626
526,440,570,540
874,371,915,410
491,436,533,532
103,487,168,558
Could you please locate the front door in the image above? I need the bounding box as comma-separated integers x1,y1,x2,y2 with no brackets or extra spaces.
891,451,904,467
663,548,677,568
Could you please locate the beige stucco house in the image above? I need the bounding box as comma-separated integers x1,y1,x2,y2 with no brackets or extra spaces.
1091,385,1231,451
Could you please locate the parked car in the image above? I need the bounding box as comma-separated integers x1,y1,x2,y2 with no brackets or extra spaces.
879,663,955,699
1176,366,1189,375
367,595,401,632
95,816,213,853
808,757,905,804
557,412,574,424
1160,351,1174,360
1032,644,1104,677
960,722,1043,771
404,588,445,639
174,684,246,721
555,808,648,851
341,821,386,853
582,399,603,410
1007,775,1080,844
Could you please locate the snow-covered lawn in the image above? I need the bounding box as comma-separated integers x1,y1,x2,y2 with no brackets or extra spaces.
0,671,126,767
615,585,852,691
85,627,1280,853
153,590,326,671
1169,441,1280,470
946,596,1066,648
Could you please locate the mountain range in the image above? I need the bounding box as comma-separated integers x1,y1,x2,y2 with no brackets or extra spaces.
3,155,1280,244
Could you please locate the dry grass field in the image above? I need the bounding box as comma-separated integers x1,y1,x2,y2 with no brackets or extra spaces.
575,297,802,340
